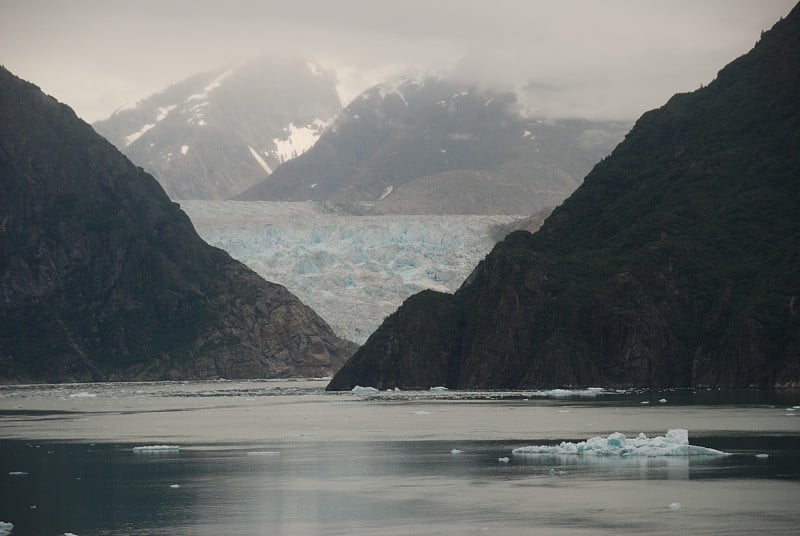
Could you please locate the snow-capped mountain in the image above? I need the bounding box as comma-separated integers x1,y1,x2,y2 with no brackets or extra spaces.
237,74,629,214
93,57,341,200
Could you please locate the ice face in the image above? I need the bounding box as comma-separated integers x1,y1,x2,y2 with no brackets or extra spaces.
512,429,727,457
182,201,521,343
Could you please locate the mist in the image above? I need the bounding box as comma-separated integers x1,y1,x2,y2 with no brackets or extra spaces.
1,0,794,121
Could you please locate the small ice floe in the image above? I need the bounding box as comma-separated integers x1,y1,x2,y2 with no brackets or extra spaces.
450,449,463,454
8,471,28,476
546,388,603,398
498,457,510,463
247,451,280,456
132,445,180,453
351,385,379,395
755,453,769,459
64,533,79,536
412,410,430,415
640,401,650,405
658,399,668,403
430,386,449,392
512,429,727,457
169,484,181,489
69,392,97,399
668,502,682,510
0,521,13,536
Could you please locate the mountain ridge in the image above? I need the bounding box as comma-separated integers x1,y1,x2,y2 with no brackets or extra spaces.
93,57,341,200
0,66,354,383
327,4,800,391
236,74,628,214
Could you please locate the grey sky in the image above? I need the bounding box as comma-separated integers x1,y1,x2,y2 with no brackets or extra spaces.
1,0,795,122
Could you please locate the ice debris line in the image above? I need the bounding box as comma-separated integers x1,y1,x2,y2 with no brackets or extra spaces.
132,445,180,453
512,429,727,457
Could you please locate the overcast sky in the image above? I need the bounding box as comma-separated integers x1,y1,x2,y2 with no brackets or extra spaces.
1,0,795,122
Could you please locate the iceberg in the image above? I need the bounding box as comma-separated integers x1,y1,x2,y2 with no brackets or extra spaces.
132,445,180,453
512,429,726,457
0,522,12,536
351,386,379,395
450,449,463,454
498,457,510,463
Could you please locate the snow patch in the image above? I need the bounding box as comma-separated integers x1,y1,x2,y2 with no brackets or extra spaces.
273,120,328,164
123,105,176,146
512,429,727,457
379,186,393,200
248,146,273,175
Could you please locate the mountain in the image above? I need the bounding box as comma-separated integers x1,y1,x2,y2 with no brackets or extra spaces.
0,66,354,383
236,75,628,214
93,57,341,200
327,5,800,391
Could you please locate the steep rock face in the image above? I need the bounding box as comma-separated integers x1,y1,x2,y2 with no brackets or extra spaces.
93,57,340,200
237,75,628,214
328,5,800,390
0,66,354,383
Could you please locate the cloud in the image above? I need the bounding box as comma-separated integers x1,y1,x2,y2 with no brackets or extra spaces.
1,0,794,121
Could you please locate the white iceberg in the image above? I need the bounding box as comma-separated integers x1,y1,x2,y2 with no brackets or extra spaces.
351,386,379,394
512,429,726,457
169,484,181,489
450,449,463,454
0,522,12,536
132,445,180,453
498,457,510,463
430,386,449,392
69,392,97,399
755,453,769,459
545,388,603,398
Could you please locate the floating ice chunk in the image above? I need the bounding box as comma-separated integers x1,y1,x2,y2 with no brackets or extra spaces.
351,385,379,394
512,429,726,457
132,445,180,453
668,502,681,510
640,401,650,405
546,388,602,398
755,453,769,459
69,392,96,399
450,449,463,454
181,145,189,155
0,523,12,536
659,399,667,403
412,410,430,415
169,484,181,489
8,471,28,476
247,451,280,456
498,457,510,463
64,533,79,536
430,386,449,392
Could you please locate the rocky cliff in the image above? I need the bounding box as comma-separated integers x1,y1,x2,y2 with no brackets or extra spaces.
0,66,354,383
328,5,800,390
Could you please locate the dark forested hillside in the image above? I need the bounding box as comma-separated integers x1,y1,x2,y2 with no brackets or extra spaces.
328,5,800,390
0,66,354,383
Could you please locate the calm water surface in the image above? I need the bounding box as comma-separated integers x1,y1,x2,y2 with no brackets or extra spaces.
1,381,798,535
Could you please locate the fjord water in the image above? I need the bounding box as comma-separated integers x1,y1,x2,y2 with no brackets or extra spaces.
1,381,799,535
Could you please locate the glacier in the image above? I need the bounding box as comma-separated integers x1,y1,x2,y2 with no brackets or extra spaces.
182,201,521,343
512,429,727,457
